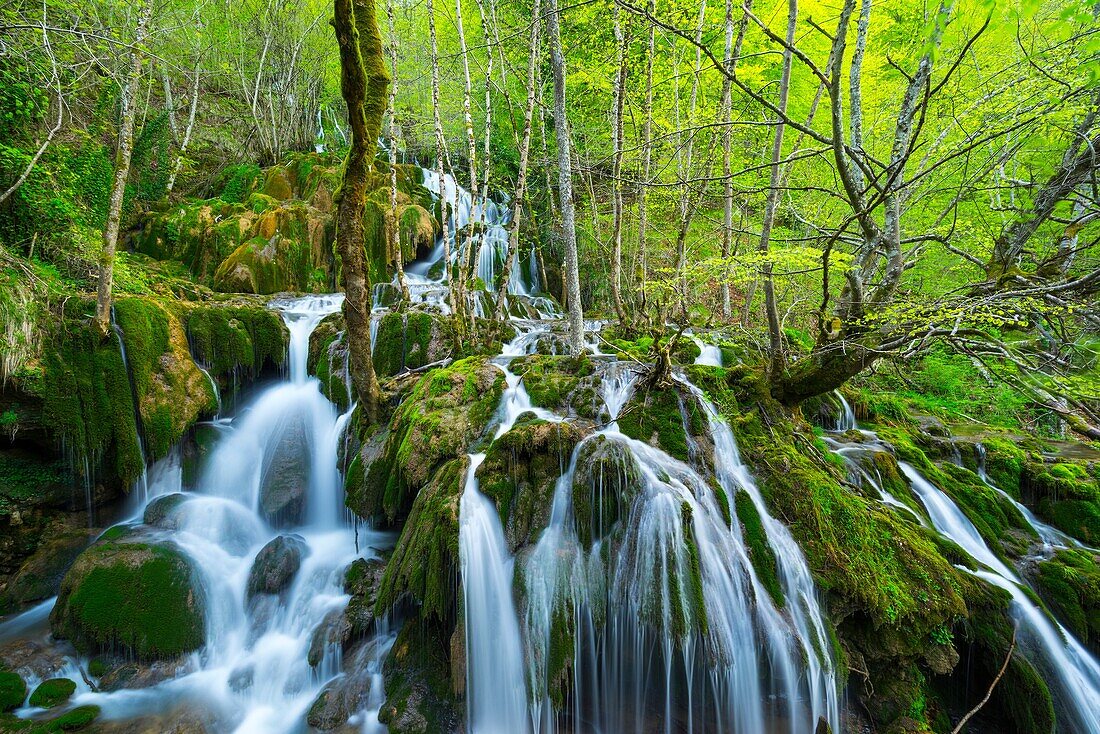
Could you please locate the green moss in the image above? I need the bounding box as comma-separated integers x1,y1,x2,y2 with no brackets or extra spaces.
350,358,503,523
0,671,26,712
28,679,75,709
980,436,1026,492
50,540,205,660
53,705,100,731
1025,459,1100,544
618,386,691,463
378,619,461,733
184,302,288,379
734,491,784,607
375,458,463,622
570,436,642,548
1035,548,1100,649
40,313,144,487
510,354,592,414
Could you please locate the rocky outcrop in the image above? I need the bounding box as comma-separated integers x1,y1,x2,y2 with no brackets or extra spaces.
260,419,310,526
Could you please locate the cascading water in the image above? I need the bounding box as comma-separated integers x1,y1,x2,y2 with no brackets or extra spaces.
824,405,1100,733
454,317,840,733
1,295,395,733
689,335,723,368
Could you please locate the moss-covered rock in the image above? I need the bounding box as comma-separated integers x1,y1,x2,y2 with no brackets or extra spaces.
213,231,321,295
53,704,100,730
618,383,702,464
182,301,288,382
50,537,205,660
1023,459,1100,545
378,619,462,734
478,417,583,551
0,526,97,613
28,678,75,708
372,311,454,379
1033,548,1100,651
0,670,26,711
113,297,218,459
246,534,306,598
569,435,642,548
734,491,784,607
348,358,503,523
374,458,464,622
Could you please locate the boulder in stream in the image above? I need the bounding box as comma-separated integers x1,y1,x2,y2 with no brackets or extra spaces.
259,420,310,526
246,534,307,598
50,537,205,660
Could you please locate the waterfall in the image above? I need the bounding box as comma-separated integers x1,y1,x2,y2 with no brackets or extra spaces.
826,405,1100,733
460,453,532,734
975,443,1077,548
1,295,396,733
689,335,723,367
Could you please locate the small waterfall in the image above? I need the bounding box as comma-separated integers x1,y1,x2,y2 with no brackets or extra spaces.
900,463,1100,733
834,391,857,433
460,453,532,734
975,443,1073,548
690,335,723,367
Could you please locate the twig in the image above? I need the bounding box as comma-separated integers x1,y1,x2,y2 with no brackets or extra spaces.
952,629,1016,734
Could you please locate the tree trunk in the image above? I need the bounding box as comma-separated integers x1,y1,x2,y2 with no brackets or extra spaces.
546,0,585,353
332,0,390,424
609,3,630,326
759,0,796,375
427,0,457,317
94,0,154,338
386,0,409,302
636,0,656,313
494,0,542,320
166,62,201,196
454,0,478,322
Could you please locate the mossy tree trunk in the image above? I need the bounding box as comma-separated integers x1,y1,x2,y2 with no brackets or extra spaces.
333,0,390,424
94,0,153,338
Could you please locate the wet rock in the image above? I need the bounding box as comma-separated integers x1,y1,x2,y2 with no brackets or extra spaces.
0,639,68,680
98,657,192,692
246,534,307,598
570,435,642,548
228,665,253,692
142,493,190,528
0,525,98,611
28,677,75,708
306,643,377,730
308,609,351,667
343,558,385,638
246,593,280,641
917,415,951,438
379,621,461,734
260,420,310,525
50,539,205,660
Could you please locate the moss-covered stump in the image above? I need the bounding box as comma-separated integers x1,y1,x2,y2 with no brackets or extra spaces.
378,619,462,734
372,311,454,378
1032,548,1100,652
0,670,26,711
28,678,75,708
478,417,583,551
113,298,218,459
374,458,464,622
348,358,503,523
50,537,205,660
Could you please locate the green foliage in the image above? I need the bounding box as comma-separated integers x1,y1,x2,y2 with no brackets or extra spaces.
1035,548,1100,649
219,164,263,204
0,671,26,712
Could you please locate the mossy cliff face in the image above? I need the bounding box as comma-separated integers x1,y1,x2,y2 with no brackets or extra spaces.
50,535,205,660
136,155,438,293
372,310,456,379
345,357,503,524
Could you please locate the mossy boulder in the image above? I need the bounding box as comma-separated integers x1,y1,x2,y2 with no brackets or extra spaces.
213,232,320,295
28,678,75,708
142,492,190,529
1023,459,1100,545
348,358,503,523
182,301,288,382
50,538,205,660
478,417,583,550
1032,547,1100,651
344,557,386,638
53,704,100,730
618,382,705,465
0,671,26,711
570,435,643,548
374,458,465,622
0,526,98,613
509,354,599,419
